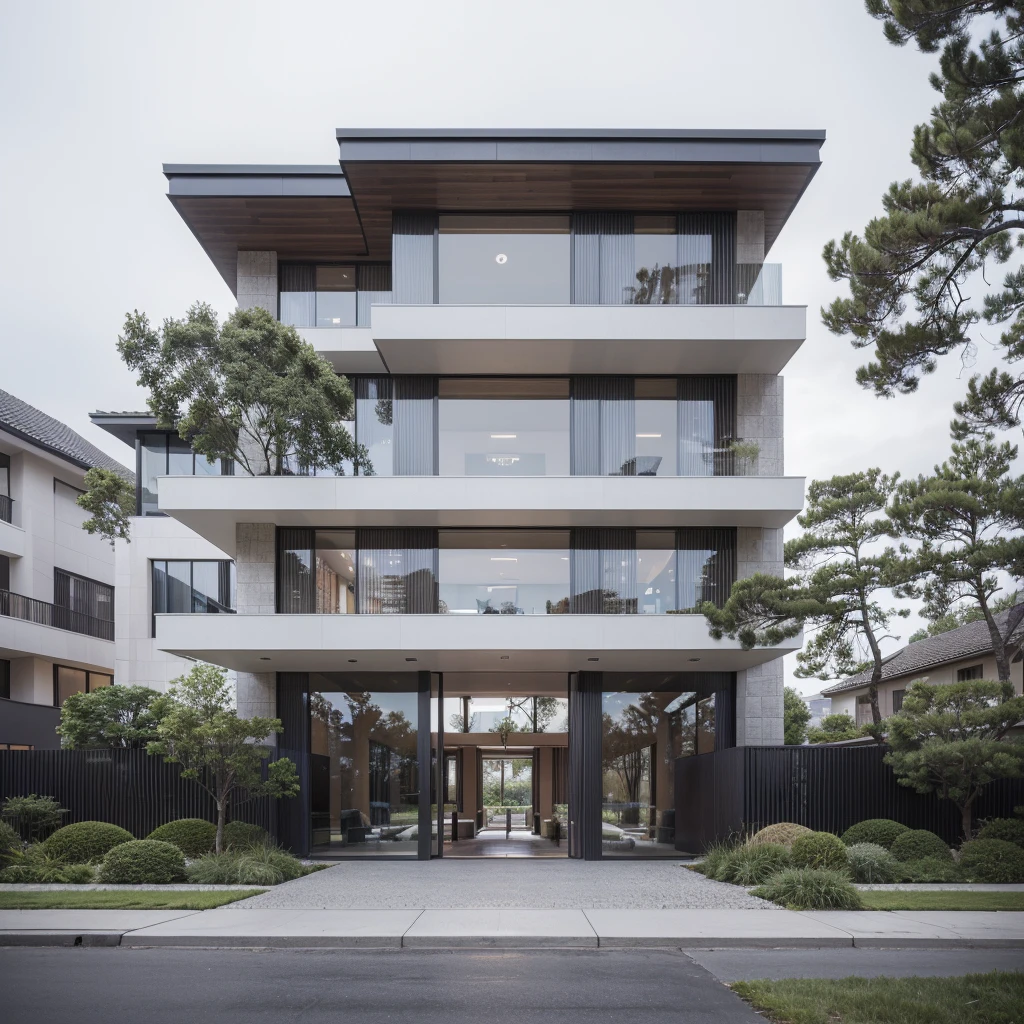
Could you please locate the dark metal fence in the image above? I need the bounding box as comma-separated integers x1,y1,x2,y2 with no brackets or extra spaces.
676,744,1024,853
0,589,115,642
0,749,274,840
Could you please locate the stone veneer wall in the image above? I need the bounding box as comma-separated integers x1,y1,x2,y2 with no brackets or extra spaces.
234,523,276,720
734,526,786,746
736,374,783,477
236,251,278,314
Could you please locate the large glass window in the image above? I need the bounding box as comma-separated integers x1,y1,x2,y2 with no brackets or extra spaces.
53,665,112,706
276,530,355,614
314,266,356,327
438,530,570,615
631,217,680,305
280,264,391,328
0,453,10,524
355,378,394,477
358,528,438,614
138,432,230,516
634,379,677,476
438,379,569,476
677,527,735,612
438,216,571,304
636,531,677,615
152,560,235,633
309,674,419,856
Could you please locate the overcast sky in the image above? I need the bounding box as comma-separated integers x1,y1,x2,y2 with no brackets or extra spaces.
1,0,1008,695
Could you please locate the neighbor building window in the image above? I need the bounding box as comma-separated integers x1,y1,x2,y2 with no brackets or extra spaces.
54,568,114,639
0,658,10,700
53,665,112,706
891,689,905,714
956,664,984,682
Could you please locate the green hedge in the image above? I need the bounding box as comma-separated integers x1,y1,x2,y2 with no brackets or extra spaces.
223,822,269,850
840,819,910,850
959,839,1024,883
977,818,1024,849
44,822,133,863
98,840,187,884
791,831,848,871
147,819,216,858
889,829,952,863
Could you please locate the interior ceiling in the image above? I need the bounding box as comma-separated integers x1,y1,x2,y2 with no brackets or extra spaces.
341,161,818,259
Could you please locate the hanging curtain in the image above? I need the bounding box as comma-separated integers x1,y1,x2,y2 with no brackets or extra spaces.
393,376,437,475
276,528,315,613
355,377,393,476
571,213,635,304
677,213,736,305
676,527,736,611
571,528,637,613
391,213,437,304
570,377,635,475
677,376,737,475
356,265,393,326
357,527,438,613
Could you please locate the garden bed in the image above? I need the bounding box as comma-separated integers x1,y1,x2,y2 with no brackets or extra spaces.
0,890,265,910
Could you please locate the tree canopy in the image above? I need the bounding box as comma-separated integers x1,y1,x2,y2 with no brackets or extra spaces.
824,2,1024,431
807,711,862,745
58,685,166,749
783,687,812,746
76,467,134,547
118,302,365,477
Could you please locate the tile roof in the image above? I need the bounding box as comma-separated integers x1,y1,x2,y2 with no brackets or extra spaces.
0,389,134,481
823,604,1024,695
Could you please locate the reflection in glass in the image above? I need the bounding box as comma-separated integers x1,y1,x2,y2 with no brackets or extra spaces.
358,529,438,614
315,266,356,327
152,560,235,622
313,531,356,614
309,681,419,855
677,528,736,612
636,531,676,614
630,216,680,304
438,530,570,615
438,216,571,304
634,379,677,476
355,378,393,476
438,379,570,476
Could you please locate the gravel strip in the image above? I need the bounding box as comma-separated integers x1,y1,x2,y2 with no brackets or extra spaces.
235,860,781,910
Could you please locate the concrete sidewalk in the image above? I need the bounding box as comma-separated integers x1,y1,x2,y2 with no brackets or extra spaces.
2,908,1023,949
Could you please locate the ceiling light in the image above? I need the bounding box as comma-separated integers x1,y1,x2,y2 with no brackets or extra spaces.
500,655,510,661
259,656,271,661
490,557,518,562
636,433,662,438
587,657,599,662
688,657,701,662
405,657,418,662
490,433,517,439
495,253,508,264
348,659,358,663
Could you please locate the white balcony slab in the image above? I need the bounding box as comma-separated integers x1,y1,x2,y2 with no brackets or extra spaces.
158,474,805,555
367,304,806,375
155,611,800,674
0,616,113,672
296,326,387,374
0,520,25,559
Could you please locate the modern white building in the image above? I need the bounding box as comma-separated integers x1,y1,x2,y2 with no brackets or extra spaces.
0,390,131,749
91,128,823,859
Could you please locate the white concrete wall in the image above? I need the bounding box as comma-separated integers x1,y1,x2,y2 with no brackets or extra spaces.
113,515,231,692
9,657,54,704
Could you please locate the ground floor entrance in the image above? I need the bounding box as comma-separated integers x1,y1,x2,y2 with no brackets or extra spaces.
276,669,734,860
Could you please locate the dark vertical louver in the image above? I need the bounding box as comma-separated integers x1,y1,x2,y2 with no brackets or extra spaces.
276,528,314,613
277,673,310,855
677,376,737,475
53,569,113,628
570,528,637,613
392,213,437,303
570,377,636,475
568,672,603,859
357,528,438,613
571,213,635,304
393,376,437,475
676,527,736,611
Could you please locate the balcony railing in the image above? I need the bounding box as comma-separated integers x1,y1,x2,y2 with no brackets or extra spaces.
0,589,114,642
0,494,12,524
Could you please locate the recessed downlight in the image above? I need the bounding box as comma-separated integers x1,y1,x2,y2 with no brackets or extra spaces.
259,656,271,661
688,657,701,662
405,657,418,663
587,657,599,662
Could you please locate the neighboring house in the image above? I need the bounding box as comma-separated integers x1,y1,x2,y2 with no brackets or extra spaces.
92,127,823,859
804,692,831,729
0,390,132,749
824,606,1024,724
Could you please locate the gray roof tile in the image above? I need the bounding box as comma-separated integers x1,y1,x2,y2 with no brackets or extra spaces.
0,389,134,481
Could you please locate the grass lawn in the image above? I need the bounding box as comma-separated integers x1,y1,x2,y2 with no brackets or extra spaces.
858,890,1024,912
0,890,266,910
732,971,1024,1024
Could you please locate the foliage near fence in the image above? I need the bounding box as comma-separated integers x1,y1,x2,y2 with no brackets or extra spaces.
675,744,1024,853
0,749,273,840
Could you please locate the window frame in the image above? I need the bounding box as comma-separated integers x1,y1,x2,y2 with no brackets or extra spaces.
151,559,236,637
135,431,233,517
52,664,113,707
956,664,985,682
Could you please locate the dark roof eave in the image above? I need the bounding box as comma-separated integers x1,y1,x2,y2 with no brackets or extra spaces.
0,419,132,481
334,127,827,142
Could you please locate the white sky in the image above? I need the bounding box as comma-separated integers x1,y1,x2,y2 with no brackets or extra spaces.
1,0,1012,696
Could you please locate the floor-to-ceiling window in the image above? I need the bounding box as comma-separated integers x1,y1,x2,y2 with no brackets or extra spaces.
137,432,230,516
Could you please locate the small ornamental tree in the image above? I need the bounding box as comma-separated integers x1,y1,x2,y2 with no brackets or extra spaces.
807,712,861,745
76,467,134,546
886,679,1024,839
783,687,812,746
58,685,166,749
148,664,299,854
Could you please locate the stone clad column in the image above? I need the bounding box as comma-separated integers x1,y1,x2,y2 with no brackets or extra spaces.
236,251,278,314
235,522,276,721
736,374,784,477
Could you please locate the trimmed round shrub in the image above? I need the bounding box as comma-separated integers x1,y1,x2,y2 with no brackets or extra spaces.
751,868,863,911
846,842,900,884
98,840,186,884
747,823,812,850
890,829,952,863
791,831,848,871
897,856,962,883
223,821,270,850
840,819,910,850
0,819,21,863
977,818,1024,849
44,822,133,863
959,839,1024,883
147,819,216,858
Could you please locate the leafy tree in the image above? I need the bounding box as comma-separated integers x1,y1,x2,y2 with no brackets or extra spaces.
148,664,299,853
886,678,1024,838
823,3,1024,431
117,302,365,477
909,590,1021,641
807,712,861,745
76,467,134,546
889,435,1024,680
783,687,812,745
58,685,166,749
705,471,917,724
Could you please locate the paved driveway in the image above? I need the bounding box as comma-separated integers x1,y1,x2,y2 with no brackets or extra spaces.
238,859,778,910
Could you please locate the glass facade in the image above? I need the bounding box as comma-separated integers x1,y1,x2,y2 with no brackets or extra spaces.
138,432,230,515
152,560,235,633
280,264,393,328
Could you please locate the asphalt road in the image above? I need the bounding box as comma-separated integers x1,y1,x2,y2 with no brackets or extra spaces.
2,947,1021,1024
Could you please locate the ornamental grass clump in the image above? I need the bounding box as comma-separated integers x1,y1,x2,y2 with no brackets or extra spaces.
723,843,792,886
98,840,187,884
845,842,900,884
0,845,95,883
697,836,743,880
0,820,21,864
791,831,848,871
44,822,133,864
959,839,1024,883
840,819,909,850
752,868,863,910
185,843,304,886
889,829,952,863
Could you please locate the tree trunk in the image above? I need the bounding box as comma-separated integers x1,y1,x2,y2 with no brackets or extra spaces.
960,799,975,842
215,797,226,855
